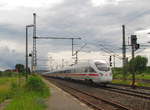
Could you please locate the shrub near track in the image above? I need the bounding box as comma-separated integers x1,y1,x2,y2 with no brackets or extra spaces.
4,75,50,110
26,75,50,97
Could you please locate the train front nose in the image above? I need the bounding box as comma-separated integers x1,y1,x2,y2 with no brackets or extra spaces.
99,73,112,82
92,73,112,83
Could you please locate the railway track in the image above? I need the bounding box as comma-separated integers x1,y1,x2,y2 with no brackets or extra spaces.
51,77,150,100
60,78,150,100
46,77,132,110
109,83,150,90
103,86,150,100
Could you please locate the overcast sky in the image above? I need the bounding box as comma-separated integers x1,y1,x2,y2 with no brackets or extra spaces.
1,0,150,70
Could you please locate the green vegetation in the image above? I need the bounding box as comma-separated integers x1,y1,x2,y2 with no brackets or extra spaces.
126,56,148,74
113,70,150,87
0,74,50,110
112,55,150,87
112,79,150,87
15,64,30,75
0,71,17,77
26,75,50,97
0,77,17,103
113,72,150,80
5,91,46,110
15,64,25,73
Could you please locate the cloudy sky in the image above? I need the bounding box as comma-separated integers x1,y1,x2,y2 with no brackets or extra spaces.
1,0,150,70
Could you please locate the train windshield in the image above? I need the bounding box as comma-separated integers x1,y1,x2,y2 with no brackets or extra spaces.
95,62,110,71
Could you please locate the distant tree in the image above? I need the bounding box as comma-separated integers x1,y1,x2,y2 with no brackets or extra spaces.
15,64,25,73
128,56,148,74
0,71,2,76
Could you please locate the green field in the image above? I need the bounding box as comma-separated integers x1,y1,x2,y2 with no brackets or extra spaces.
112,68,150,87
0,77,17,103
113,73,150,80
112,79,150,87
0,74,50,110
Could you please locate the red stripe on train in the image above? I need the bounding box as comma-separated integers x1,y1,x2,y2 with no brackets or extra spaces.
69,73,99,76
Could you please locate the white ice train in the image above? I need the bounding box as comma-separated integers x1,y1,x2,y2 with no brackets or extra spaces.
44,60,112,84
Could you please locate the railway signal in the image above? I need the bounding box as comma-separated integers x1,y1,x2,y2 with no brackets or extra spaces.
130,35,140,88
131,35,140,51
135,44,140,50
109,56,112,67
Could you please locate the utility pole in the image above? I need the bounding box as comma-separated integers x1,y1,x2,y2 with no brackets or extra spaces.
72,38,74,56
73,43,87,64
131,42,135,88
32,13,37,72
74,51,78,64
48,56,54,71
62,59,64,68
122,25,126,80
71,38,82,57
25,24,34,79
25,26,28,80
113,55,115,68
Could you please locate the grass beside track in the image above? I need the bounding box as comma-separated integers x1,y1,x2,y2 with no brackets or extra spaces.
113,73,150,87
112,79,150,87
0,75,50,110
113,73,150,80
0,77,17,103
4,90,48,110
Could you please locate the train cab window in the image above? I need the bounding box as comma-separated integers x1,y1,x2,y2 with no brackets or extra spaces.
84,68,88,72
95,62,110,71
89,67,96,73
66,70,71,73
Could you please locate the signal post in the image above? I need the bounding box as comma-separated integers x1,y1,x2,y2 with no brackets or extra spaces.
131,35,140,88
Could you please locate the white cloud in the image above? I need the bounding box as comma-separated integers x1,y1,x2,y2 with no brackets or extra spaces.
91,0,127,7
0,0,63,10
0,40,25,53
135,28,150,35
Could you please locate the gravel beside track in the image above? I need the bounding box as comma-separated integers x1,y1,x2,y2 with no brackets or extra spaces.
44,76,150,110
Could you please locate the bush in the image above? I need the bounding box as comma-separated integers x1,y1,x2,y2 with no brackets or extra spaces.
26,75,49,97
26,75,44,91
